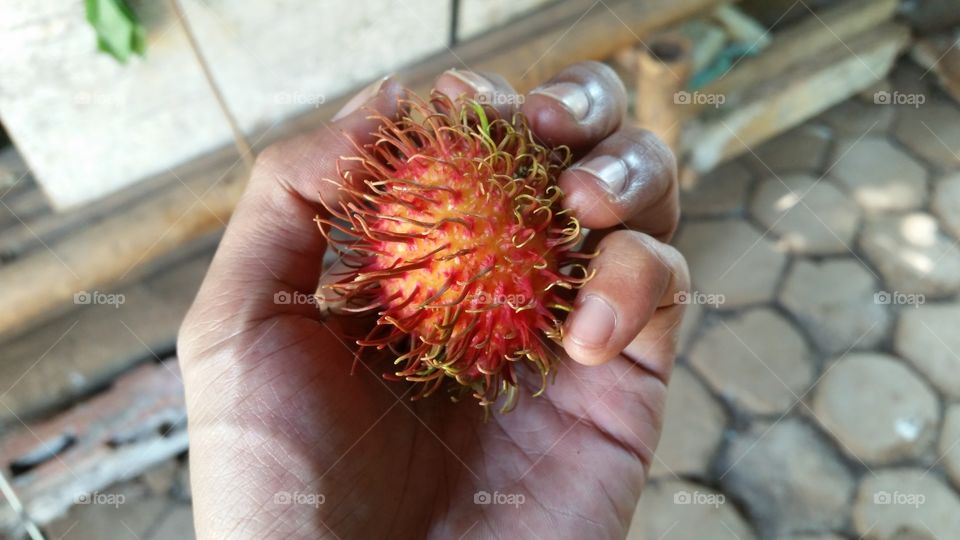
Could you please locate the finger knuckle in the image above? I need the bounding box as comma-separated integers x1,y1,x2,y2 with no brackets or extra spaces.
254,142,286,172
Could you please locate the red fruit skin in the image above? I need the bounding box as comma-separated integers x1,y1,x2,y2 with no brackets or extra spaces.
317,93,591,412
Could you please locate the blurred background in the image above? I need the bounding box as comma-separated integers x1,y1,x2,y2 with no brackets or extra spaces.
1,0,960,538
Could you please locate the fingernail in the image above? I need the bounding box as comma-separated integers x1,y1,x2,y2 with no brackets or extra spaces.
332,76,390,121
567,295,617,349
445,69,494,97
530,82,590,120
571,155,628,195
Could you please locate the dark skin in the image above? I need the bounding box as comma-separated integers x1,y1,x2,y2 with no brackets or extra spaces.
178,61,689,539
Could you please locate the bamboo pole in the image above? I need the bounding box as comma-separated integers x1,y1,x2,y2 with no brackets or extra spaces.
635,33,695,155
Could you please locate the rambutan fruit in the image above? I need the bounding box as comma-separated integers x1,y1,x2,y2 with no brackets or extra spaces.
317,92,593,412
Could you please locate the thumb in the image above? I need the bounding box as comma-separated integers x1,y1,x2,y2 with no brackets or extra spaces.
190,77,405,323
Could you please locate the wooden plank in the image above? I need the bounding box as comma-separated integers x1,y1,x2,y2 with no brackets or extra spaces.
711,4,771,48
683,23,910,172
690,0,898,115
0,0,722,338
0,142,243,338
0,245,212,427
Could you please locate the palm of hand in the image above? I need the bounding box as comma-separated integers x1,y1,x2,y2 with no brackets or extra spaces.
185,310,666,539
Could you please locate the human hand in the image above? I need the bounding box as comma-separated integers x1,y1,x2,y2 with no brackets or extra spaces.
177,61,688,539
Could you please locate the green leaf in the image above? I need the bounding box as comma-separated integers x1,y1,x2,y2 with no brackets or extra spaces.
131,23,146,55
85,0,147,63
471,101,490,134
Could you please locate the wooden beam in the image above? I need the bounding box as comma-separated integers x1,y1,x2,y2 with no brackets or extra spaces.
0,0,723,338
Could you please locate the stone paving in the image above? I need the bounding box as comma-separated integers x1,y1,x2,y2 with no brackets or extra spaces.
629,62,960,539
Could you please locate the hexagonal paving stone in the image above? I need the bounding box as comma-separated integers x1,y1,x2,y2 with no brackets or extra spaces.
150,504,195,539
853,469,960,539
673,219,787,308
860,213,960,298
689,308,814,415
649,366,725,479
829,137,927,213
896,302,960,398
932,172,960,240
812,352,939,464
680,159,753,218
779,259,890,354
628,480,755,540
748,124,831,173
894,98,960,170
939,405,960,489
816,98,895,137
750,173,860,255
719,418,855,538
